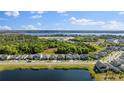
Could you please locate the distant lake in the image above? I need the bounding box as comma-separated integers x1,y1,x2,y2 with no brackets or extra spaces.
23,32,124,36
1,30,124,36
0,70,92,81
21,31,124,36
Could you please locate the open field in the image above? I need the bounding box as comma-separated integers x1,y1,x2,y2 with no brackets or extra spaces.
38,36,74,41
43,48,57,55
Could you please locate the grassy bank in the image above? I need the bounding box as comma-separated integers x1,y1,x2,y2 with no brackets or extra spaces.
0,63,94,71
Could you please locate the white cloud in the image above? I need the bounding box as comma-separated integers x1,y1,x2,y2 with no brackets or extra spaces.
69,17,124,30
0,25,12,30
31,15,42,19
30,11,44,14
22,25,41,30
30,11,44,19
4,11,19,17
102,21,124,29
56,11,67,14
69,17,105,26
119,12,124,15
37,22,42,26
57,11,68,16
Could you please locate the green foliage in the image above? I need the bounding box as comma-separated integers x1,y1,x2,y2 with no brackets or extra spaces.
0,45,18,54
0,35,46,54
0,34,97,55
57,42,96,54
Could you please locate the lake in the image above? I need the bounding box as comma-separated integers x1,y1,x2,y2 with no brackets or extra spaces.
2,30,124,36
23,31,124,36
0,69,92,81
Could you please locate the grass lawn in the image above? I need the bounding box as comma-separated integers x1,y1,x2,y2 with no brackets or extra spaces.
42,48,57,55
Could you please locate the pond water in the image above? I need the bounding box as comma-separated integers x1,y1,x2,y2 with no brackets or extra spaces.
0,69,92,81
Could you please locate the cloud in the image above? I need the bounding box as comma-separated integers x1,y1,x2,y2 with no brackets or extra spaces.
69,17,105,26
30,11,44,14
57,11,68,16
102,21,124,30
37,22,42,26
30,11,44,19
4,11,20,17
0,25,12,30
31,15,42,19
69,17,124,30
56,11,67,14
119,12,124,15
22,25,41,30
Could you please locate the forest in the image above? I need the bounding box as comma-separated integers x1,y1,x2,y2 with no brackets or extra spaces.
0,34,99,55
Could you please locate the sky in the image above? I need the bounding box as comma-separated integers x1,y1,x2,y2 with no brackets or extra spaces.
0,11,124,30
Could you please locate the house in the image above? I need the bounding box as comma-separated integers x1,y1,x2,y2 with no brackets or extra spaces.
95,61,109,73
65,54,73,60
22,55,29,60
110,60,121,67
98,52,107,57
57,55,65,60
120,47,124,51
90,54,99,60
6,55,12,60
107,39,119,44
27,55,34,60
49,55,57,60
118,39,124,43
0,55,7,60
32,54,41,60
116,59,124,64
41,55,49,60
80,54,89,60
105,63,120,73
15,55,21,60
118,64,124,71
72,54,80,60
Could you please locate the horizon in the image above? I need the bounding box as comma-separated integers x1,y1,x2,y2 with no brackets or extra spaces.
1,30,124,33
